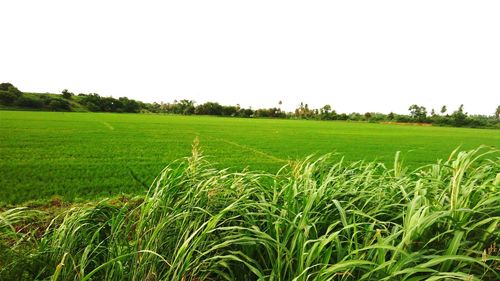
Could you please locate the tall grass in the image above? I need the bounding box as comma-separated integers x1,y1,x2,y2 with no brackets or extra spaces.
1,144,499,280
1,207,42,279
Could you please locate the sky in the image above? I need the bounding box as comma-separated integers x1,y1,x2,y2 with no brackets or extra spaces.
1,1,499,115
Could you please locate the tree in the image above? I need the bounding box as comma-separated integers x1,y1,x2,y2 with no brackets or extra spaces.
451,104,467,126
195,102,223,115
15,95,43,108
221,105,238,116
295,102,304,118
348,112,362,121
0,82,15,91
0,91,19,105
8,86,22,96
408,104,427,122
177,99,195,115
47,98,71,111
440,105,447,115
254,107,284,118
119,97,140,113
62,89,74,99
0,83,23,105
319,104,335,120
238,108,254,118
295,102,314,119
0,83,22,96
496,105,500,119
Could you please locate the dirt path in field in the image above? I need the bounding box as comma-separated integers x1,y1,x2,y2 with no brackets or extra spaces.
99,121,115,130
200,134,287,163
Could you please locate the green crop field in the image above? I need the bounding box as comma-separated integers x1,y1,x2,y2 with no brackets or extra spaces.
1,110,499,204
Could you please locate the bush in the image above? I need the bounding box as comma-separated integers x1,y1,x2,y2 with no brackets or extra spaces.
0,82,15,91
47,98,71,111
61,89,74,99
0,90,19,105
15,95,43,108
7,86,22,96
0,83,23,105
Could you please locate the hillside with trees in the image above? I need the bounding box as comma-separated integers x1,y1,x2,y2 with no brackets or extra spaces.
1,83,498,129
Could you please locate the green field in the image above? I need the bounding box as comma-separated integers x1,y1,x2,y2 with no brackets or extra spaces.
1,110,499,204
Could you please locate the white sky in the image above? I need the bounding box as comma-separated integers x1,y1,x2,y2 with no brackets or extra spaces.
1,1,499,115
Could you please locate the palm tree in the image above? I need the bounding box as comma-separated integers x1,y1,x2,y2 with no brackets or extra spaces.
440,105,447,115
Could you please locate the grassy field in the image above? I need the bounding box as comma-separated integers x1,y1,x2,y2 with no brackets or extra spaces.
1,110,499,204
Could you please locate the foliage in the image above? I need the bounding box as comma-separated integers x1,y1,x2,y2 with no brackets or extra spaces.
0,90,20,105
254,107,285,118
194,102,224,116
1,146,499,280
78,94,141,113
0,83,23,105
15,95,44,108
61,89,74,99
46,98,71,111
408,104,428,122
451,104,468,126
0,83,14,91
0,83,21,95
0,84,74,111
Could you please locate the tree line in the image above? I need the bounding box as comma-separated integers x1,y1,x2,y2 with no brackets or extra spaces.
0,83,71,111
1,83,499,128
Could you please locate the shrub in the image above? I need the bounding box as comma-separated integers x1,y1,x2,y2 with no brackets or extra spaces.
0,82,15,91
0,90,19,105
47,98,71,111
15,95,43,108
61,89,74,99
0,83,23,105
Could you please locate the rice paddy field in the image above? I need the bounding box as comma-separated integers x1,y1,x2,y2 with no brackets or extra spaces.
0,110,499,204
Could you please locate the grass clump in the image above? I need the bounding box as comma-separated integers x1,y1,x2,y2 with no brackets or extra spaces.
1,144,499,280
